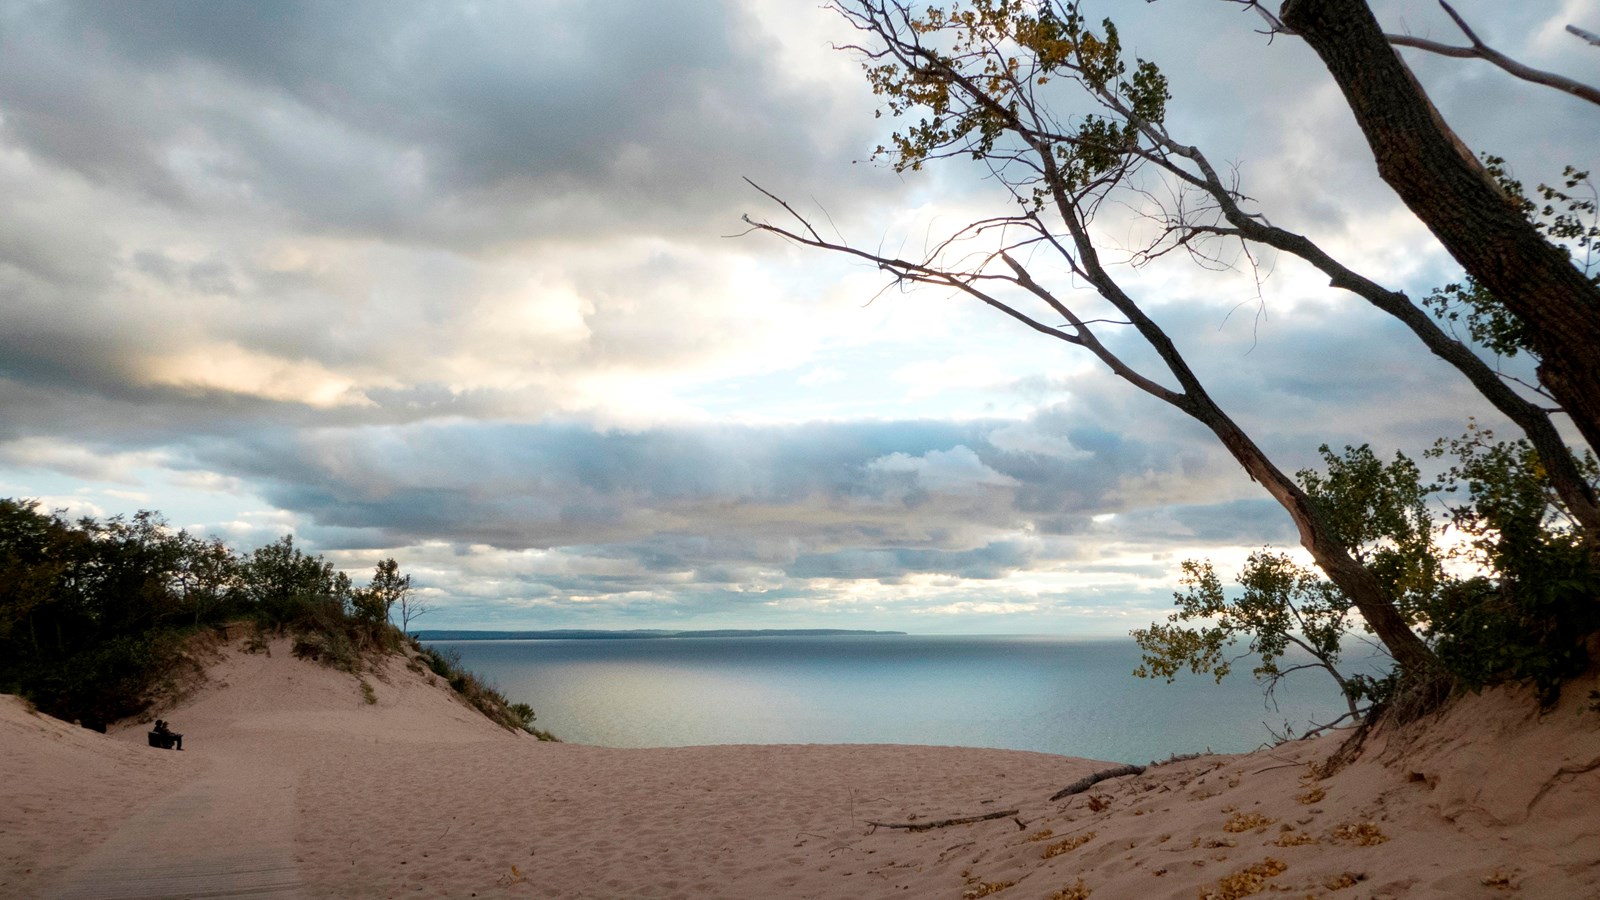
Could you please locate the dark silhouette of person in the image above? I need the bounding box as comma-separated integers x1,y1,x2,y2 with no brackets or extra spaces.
152,719,183,751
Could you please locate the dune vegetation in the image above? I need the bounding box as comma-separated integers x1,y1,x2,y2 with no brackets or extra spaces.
0,498,550,738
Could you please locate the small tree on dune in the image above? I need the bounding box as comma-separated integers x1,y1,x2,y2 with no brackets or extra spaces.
396,576,431,637
353,557,411,649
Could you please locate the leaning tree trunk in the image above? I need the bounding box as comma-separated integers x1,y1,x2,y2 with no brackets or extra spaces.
1194,398,1438,677
1030,136,1442,678
1281,0,1600,456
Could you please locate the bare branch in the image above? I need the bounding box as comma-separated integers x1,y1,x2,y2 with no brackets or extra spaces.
743,177,824,244
1207,0,1292,37
1092,83,1600,538
999,253,1184,403
1296,709,1364,741
1384,2,1600,107
1571,24,1600,47
742,195,1087,350
866,810,1020,832
1049,764,1146,801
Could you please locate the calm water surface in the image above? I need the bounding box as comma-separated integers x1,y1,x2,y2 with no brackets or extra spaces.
431,635,1369,763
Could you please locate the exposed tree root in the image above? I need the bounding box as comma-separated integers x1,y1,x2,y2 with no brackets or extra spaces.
1527,755,1600,815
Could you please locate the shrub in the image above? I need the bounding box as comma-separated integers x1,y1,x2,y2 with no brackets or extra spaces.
1422,429,1600,704
417,645,557,740
509,702,537,728
1135,433,1600,717
20,629,188,729
422,646,456,678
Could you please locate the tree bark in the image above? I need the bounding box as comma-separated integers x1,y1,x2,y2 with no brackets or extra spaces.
1281,0,1600,456
1189,396,1438,676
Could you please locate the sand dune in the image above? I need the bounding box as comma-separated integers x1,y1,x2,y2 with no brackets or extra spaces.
4,638,1597,899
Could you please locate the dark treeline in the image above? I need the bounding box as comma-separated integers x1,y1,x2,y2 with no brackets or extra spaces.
0,498,546,737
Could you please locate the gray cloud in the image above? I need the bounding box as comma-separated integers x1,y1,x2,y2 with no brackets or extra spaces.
147,408,1297,611
0,0,880,246
1114,499,1300,547
788,541,1034,582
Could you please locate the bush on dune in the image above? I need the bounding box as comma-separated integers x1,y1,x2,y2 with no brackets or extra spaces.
1136,432,1600,727
0,498,551,738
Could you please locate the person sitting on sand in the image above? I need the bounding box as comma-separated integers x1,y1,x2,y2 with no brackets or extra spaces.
152,719,183,751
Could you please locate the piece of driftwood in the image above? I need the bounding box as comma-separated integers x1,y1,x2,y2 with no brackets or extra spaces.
1049,764,1146,801
866,809,1021,833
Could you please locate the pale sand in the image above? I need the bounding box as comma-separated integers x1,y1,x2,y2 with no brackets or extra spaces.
4,638,1598,899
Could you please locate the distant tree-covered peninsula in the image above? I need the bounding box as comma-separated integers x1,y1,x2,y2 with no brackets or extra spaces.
415,629,907,641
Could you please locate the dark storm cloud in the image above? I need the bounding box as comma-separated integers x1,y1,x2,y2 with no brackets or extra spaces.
0,366,407,449
1113,499,1299,546
0,333,135,399
188,419,992,543
787,541,1034,582
1173,500,1297,544
168,412,1251,567
0,0,877,244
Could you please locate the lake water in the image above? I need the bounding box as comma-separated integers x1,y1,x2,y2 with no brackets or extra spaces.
430,635,1374,763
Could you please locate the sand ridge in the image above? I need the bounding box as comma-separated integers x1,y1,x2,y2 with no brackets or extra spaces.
4,638,1598,898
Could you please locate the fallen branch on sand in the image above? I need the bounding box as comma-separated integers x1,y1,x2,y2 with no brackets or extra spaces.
866,810,1021,832
1050,764,1146,801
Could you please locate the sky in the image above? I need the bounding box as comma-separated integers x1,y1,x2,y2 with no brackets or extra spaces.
1,0,1595,635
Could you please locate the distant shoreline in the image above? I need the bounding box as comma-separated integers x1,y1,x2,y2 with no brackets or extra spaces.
415,628,908,641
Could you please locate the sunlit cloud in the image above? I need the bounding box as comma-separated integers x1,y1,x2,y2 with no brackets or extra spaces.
141,343,377,408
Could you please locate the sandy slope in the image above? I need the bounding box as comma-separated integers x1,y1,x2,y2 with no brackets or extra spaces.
3,638,1597,899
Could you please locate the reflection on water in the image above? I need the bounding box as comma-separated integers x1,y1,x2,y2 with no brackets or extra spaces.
432,635,1375,762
